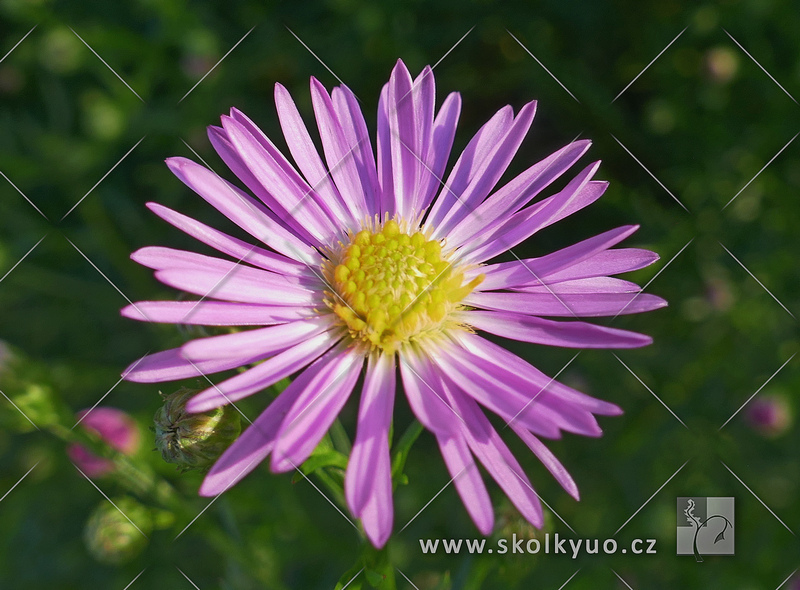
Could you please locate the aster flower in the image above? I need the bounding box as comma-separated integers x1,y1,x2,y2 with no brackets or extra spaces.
123,59,665,547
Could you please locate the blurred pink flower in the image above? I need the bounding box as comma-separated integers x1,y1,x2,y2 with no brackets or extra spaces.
68,407,140,477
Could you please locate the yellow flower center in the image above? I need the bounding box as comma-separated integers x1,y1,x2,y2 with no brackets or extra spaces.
324,219,483,353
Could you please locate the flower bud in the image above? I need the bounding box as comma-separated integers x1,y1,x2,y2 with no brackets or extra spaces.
154,387,241,472
84,497,151,564
68,407,141,478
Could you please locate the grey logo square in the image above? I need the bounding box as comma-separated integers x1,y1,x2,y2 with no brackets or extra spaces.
677,497,734,561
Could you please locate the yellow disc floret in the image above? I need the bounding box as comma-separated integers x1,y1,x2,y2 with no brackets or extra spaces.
324,218,484,353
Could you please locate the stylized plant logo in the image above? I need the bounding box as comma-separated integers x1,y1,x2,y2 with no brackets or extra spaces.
684,498,733,562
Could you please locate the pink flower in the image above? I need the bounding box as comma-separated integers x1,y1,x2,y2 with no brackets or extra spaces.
68,407,140,478
123,60,665,547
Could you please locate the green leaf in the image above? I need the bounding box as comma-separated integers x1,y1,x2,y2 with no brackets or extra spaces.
390,420,423,487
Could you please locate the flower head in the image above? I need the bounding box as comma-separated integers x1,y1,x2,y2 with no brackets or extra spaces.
123,60,665,547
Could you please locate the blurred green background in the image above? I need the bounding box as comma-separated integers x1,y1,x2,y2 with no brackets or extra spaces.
1,0,798,588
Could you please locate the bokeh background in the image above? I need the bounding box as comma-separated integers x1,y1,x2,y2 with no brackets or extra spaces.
1,0,798,588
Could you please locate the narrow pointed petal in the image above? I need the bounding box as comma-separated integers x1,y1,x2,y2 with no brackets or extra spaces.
166,157,319,264
123,348,260,383
415,91,461,213
345,354,395,543
436,434,494,535
464,291,668,317
399,347,461,437
270,347,363,472
510,426,579,500
461,310,653,349
182,317,333,361
146,202,307,276
274,83,353,227
545,248,660,282
186,331,338,412
121,300,312,326
471,225,640,291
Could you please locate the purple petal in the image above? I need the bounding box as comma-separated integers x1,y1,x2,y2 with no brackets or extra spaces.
121,301,312,326
221,115,338,244
473,225,640,291
123,348,261,383
425,105,514,231
510,425,579,500
414,91,461,213
517,277,642,294
309,79,372,221
464,291,668,317
546,248,660,282
444,385,544,527
153,266,318,307
446,139,592,247
436,434,494,535
331,83,381,217
384,60,418,219
166,157,319,264
432,101,537,239
461,310,653,349
461,163,605,264
132,246,319,290
146,202,307,276
186,331,338,412
181,317,334,362
199,374,306,496
452,332,622,417
398,347,461,437
270,347,364,472
274,83,354,227
345,353,395,546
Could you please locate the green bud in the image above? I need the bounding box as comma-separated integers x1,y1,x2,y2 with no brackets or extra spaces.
84,497,151,564
154,387,241,472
